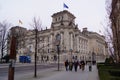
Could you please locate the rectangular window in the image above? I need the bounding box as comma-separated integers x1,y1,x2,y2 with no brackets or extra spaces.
48,49,49,53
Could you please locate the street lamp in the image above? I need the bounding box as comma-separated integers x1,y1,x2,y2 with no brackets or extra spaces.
56,34,61,71
34,29,38,77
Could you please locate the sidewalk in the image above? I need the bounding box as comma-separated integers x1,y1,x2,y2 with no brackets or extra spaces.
15,65,99,80
0,62,54,68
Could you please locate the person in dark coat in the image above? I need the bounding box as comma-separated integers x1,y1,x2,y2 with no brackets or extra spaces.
74,60,79,72
64,60,69,71
79,60,81,69
88,61,92,71
81,60,85,71
69,61,73,71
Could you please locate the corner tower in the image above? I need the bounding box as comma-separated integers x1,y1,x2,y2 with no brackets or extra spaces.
51,10,76,29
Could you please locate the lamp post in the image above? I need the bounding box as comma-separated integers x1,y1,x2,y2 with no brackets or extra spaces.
34,29,38,77
56,34,61,71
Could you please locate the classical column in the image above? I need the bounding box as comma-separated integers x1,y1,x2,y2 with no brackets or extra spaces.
50,33,54,50
69,33,71,50
71,33,73,50
60,32,62,47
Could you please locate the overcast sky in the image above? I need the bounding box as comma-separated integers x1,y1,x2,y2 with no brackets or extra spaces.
0,0,107,34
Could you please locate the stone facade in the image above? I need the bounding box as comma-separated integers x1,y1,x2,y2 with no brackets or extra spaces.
8,10,108,62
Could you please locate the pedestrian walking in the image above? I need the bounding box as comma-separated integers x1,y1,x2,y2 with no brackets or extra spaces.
79,60,81,69
81,60,85,71
74,60,79,72
88,61,92,71
64,60,69,71
69,61,73,71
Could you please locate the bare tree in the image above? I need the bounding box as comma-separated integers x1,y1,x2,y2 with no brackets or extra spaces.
106,0,120,63
104,0,120,62
0,21,11,61
30,17,42,30
106,0,112,16
30,17,42,77
101,0,113,57
104,24,114,55
102,17,113,56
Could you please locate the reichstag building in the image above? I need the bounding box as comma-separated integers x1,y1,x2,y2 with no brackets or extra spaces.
8,10,108,63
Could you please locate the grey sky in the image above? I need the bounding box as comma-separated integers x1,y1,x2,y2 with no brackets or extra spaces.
0,0,107,34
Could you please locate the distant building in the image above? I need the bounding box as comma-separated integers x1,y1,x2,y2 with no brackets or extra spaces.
8,10,108,62
110,0,120,62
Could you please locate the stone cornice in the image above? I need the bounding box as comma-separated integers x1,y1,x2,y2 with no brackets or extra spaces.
52,10,76,19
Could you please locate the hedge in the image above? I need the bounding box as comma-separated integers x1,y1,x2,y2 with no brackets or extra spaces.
97,63,120,80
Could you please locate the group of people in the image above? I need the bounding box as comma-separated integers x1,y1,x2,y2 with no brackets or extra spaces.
64,59,92,72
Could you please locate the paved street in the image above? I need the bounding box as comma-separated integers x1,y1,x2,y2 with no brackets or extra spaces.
0,62,61,80
40,65,99,80
14,65,99,80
